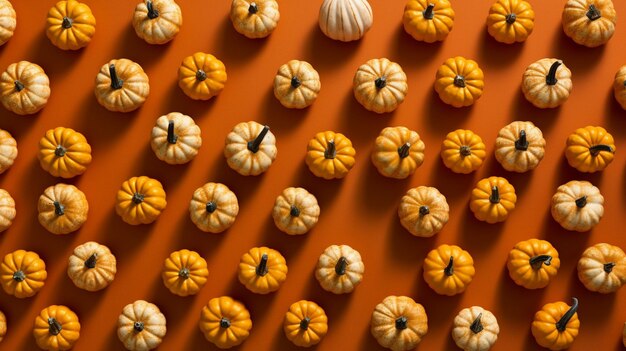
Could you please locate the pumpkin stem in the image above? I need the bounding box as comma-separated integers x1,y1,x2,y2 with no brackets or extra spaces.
206,201,217,213
248,2,258,14
167,120,178,144
62,17,73,29
603,262,616,273
515,130,529,151
54,201,65,216
289,205,300,217
489,186,500,204
299,317,311,330
586,4,601,21
133,321,144,332
395,316,408,330
469,313,484,334
146,0,159,19
48,318,63,336
546,61,561,86
132,193,145,204
12,270,25,282
575,196,587,208
397,143,411,159
84,253,98,269
419,205,430,216
589,144,613,156
219,318,231,328
256,253,269,276
109,64,124,90
14,80,24,92
453,75,466,88
291,76,302,88
423,3,435,20
444,256,454,276
324,140,337,159
375,77,387,89
179,267,190,279
530,255,552,269
505,13,517,24
247,125,270,153
54,145,67,157
460,145,471,157
195,69,207,81
556,298,578,332
335,257,348,275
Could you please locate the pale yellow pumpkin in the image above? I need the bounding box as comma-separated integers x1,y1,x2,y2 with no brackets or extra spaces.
562,0,616,48
0,189,15,233
67,241,117,292
94,58,149,113
371,295,428,350
0,129,17,174
38,184,88,235
272,187,320,235
273,60,320,109
495,121,545,172
353,58,408,114
224,122,277,176
315,244,364,294
0,0,16,46
551,180,603,232
399,186,449,238
117,300,166,351
319,0,373,42
452,306,499,351
230,0,280,39
0,61,50,115
133,0,182,45
371,126,425,179
150,112,202,165
0,309,5,342
577,243,626,294
522,58,572,109
189,182,239,233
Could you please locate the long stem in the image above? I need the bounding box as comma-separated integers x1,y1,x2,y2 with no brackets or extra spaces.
423,3,435,20
505,13,517,24
470,313,484,334
48,318,63,336
586,4,601,21
575,196,587,208
545,61,561,86
397,143,411,159
167,120,178,144
146,0,159,19
514,130,529,151
247,125,270,153
14,81,24,92
395,316,408,330
324,140,337,159
84,253,97,269
256,253,269,276
603,262,616,273
299,317,311,330
335,257,348,275
530,255,552,269
589,144,613,156
109,64,124,90
555,298,578,332
54,201,65,216
489,186,500,204
444,256,454,276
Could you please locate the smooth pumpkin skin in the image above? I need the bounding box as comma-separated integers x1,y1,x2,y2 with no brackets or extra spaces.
353,58,408,114
0,250,47,298
67,241,116,292
224,121,277,176
0,310,5,342
150,112,202,165
532,298,580,350
470,176,517,224
398,186,449,237
230,0,280,39
372,126,425,179
273,187,320,235
507,239,560,289
423,244,475,296
315,244,365,294
577,243,626,294
403,0,455,43
38,127,92,178
551,180,604,232
0,189,16,232
435,57,484,108
440,129,486,174
306,131,356,179
522,58,572,108
452,306,500,351
238,246,287,294
189,182,239,233
319,0,373,42
178,52,227,100
133,0,182,44
94,58,149,112
614,66,626,110
115,176,167,225
371,295,428,351
199,296,252,349
283,300,328,347
273,60,320,109
45,0,96,50
0,0,16,46
161,249,208,296
0,129,17,174
117,300,166,351
33,305,80,351
0,61,50,115
562,0,616,47
487,0,534,44
495,121,545,172
38,184,88,235
565,126,615,173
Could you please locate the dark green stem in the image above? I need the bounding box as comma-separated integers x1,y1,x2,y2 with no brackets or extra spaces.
62,17,73,29
505,13,517,24
12,270,25,282
375,77,387,89
555,298,578,332
530,255,552,269
453,75,466,88
397,143,411,159
444,256,454,276
395,316,408,330
146,0,159,19
109,64,123,90
14,81,24,92
84,253,97,269
55,145,67,157
48,318,63,336
132,193,144,204
586,4,601,21
603,262,615,273
248,2,258,14
220,318,231,328
324,140,336,159
589,144,613,156
179,267,190,279
489,186,500,204
167,120,178,144
256,253,269,276
575,196,587,208
515,130,529,151
470,313,484,334
247,125,270,153
133,321,144,332
289,205,300,217
206,201,217,213
335,257,348,275
546,61,561,86
291,76,301,88
419,205,430,216
196,70,207,81
54,201,65,216
299,317,311,330
423,3,435,20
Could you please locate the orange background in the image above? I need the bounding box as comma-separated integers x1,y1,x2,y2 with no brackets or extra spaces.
1,0,626,350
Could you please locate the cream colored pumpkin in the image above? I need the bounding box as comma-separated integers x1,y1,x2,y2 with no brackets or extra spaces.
224,121,277,176
0,189,15,233
0,0,16,46
398,186,449,238
0,309,5,342
319,0,373,42
551,180,603,232
150,112,201,165
315,244,364,294
67,241,117,292
452,306,499,351
577,243,626,294
117,300,166,351
230,0,280,39
94,58,150,113
522,58,572,109
562,0,616,48
272,187,320,235
0,61,51,115
189,182,239,233
371,295,428,350
495,121,546,172
371,126,425,179
273,60,320,109
353,58,408,114
0,129,17,174
133,0,182,45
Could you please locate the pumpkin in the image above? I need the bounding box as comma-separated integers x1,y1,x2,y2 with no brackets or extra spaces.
224,121,277,176
161,249,208,296
0,0,16,46
507,239,560,289
0,61,50,115
398,186,449,238
38,184,88,235
371,126,425,179
67,241,116,292
614,66,626,110
0,310,5,342
319,0,372,42
230,0,280,39
487,0,534,44
565,126,615,173
117,300,166,351
178,52,227,101
495,121,545,173
423,244,475,296
353,58,408,114
189,182,239,233
95,58,149,113
469,176,517,224
272,187,320,235
452,306,499,351
150,112,202,165
551,180,604,232
33,305,80,351
435,57,484,108
199,296,252,349
238,246,287,294
305,131,356,179
133,0,182,44
403,0,455,43
371,295,428,351
0,129,17,174
1,250,47,298
577,243,626,294
522,58,572,109
315,244,364,294
273,60,320,109
562,0,616,48
38,127,92,178
115,176,167,225
531,298,580,350
0,189,16,232
283,300,328,347
440,129,486,174
45,0,96,50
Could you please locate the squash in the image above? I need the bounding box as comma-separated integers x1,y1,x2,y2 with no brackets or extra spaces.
452,306,499,351
230,0,280,39
115,176,167,225
495,121,545,173
178,52,227,101
38,184,88,235
562,0,616,48
403,0,454,43
353,58,408,114
507,239,560,289
435,57,484,108
0,250,47,298
33,305,80,351
319,0,372,42
0,310,5,342
577,243,626,294
0,61,50,115
0,128,17,174
67,241,116,292
0,189,15,233
565,126,615,173
398,186,449,238
371,126,425,179
283,300,328,347
95,58,149,112
161,249,208,296
38,127,92,178
532,298,580,350
0,0,16,46
150,112,201,165
273,60,320,109
238,246,287,294
470,176,517,224
199,296,252,349
224,121,277,176
272,187,320,235
440,129,486,174
487,0,534,44
117,300,166,351
315,244,364,294
189,182,239,233
45,0,96,50
614,66,626,110
423,244,475,296
522,58,572,109
371,295,428,351
551,180,604,232
305,131,356,179
133,0,182,44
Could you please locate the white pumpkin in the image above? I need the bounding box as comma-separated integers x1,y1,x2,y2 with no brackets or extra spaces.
319,0,373,42
452,306,499,351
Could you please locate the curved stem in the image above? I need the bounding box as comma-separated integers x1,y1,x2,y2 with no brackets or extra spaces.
453,75,466,88
256,253,269,276
62,17,73,29
395,316,408,330
575,196,587,208
178,267,190,279
48,318,63,336
505,13,517,24
54,201,65,216
206,201,217,213
54,145,67,157
423,3,435,20
290,76,301,88
470,313,484,334
530,255,552,269
603,262,616,273
545,61,561,86
489,186,500,204
397,143,411,159
195,69,207,81
12,270,25,282
324,140,337,159
167,120,178,144
586,4,601,21
84,253,97,269
589,144,613,156
109,64,123,90
132,193,144,204
555,298,578,332
133,321,144,332
247,125,270,153
335,257,348,275
146,0,159,19
248,2,258,14
375,77,387,89
299,317,311,330
419,205,430,216
444,256,454,276
14,81,24,92
460,145,471,157
514,130,529,151
289,205,300,217
220,318,231,328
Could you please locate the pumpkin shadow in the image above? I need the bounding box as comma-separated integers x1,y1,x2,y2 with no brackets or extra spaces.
0,114,35,139
510,91,561,133
293,159,343,210
215,16,269,65
104,327,125,351
339,90,390,146
302,269,352,322
73,95,141,146
604,86,626,138
30,34,85,75
138,143,190,192
413,275,463,329
422,89,473,135
18,331,43,351
483,157,532,196
176,213,227,255
258,214,308,261
390,23,443,68
567,268,616,326
477,29,525,68
100,210,154,271
522,328,543,351
259,86,309,134
148,277,197,338
49,283,108,326
356,164,410,215
554,26,606,76
208,154,265,209
552,156,603,189
429,160,477,201
270,333,319,351
184,329,216,350
540,208,590,256
496,264,546,325
458,206,506,254
115,27,170,67
386,212,438,266
164,81,219,119
304,25,361,71
226,273,277,324
358,328,386,350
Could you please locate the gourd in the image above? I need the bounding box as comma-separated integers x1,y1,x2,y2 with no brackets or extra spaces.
507,239,560,289
0,310,5,342
565,126,615,173
0,250,47,298
38,184,88,235
272,187,320,235
117,300,166,351
150,112,202,165
551,180,604,232
95,58,149,112
440,129,486,174
273,60,320,109
67,241,117,292
189,182,239,233
0,61,50,115
133,0,182,44
0,0,16,46
371,295,428,351
315,244,364,294
487,0,534,44
45,0,96,50
470,176,517,224
531,298,580,350
230,0,280,39
522,58,572,109
423,244,475,296
398,186,449,237
115,176,167,225
38,127,92,178
403,0,455,43
238,246,287,294
33,305,80,351
319,0,372,42
199,296,252,349
0,129,17,174
0,189,15,232
353,58,408,114
495,121,545,172
614,66,626,110
562,0,616,47
178,52,227,101
306,131,356,179
224,121,277,176
452,306,499,351
371,126,425,179
577,243,626,294
435,57,484,107
161,249,208,296
283,300,328,347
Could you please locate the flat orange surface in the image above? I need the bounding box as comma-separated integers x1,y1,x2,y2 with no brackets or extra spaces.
1,0,626,350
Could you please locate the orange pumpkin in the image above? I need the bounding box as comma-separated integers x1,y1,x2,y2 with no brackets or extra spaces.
562,0,616,48
398,186,450,238
614,66,626,110
162,249,208,296
178,52,227,101
199,296,252,349
38,127,92,178
403,0,455,43
532,298,580,350
115,176,167,225
33,305,80,351
423,244,475,296
565,126,615,173
0,309,5,342
435,57,484,107
507,239,560,289
440,129,486,174
1,250,47,298
238,246,287,294
67,241,117,292
283,300,328,347
371,126,425,179
470,176,517,224
45,0,96,50
305,131,356,179
487,0,535,44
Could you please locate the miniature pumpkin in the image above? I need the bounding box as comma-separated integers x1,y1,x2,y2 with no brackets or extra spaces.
284,300,328,347
0,129,17,174
224,122,277,176
117,300,166,351
353,58,408,114
38,127,92,178
507,239,560,289
0,189,16,232
230,0,280,39
551,180,604,232
371,295,428,351
371,126,425,179
33,305,80,351
0,61,50,115
403,0,455,43
315,244,364,294
0,310,5,342
150,112,202,165
67,241,116,292
0,0,16,46
452,306,499,351
306,131,356,179
614,66,626,110
435,57,484,108
562,0,616,48
115,176,167,225
38,184,88,235
273,60,320,109
495,121,545,172
532,298,580,350
199,296,252,349
133,0,182,44
45,0,96,50
178,52,227,101
95,58,149,112
470,176,517,224
273,187,320,235
423,244,475,296
238,246,287,294
161,249,208,296
398,186,449,238
1,250,47,298
440,129,486,174
565,126,615,173
522,58,572,109
319,0,372,42
487,0,534,44
189,182,239,233
577,243,626,294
